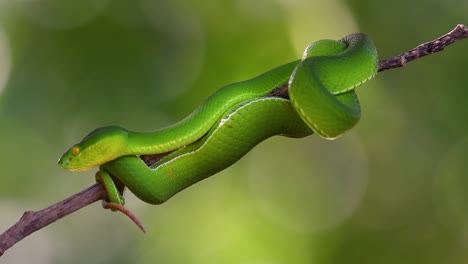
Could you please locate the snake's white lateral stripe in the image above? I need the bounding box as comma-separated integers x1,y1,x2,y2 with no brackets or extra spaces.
151,97,286,171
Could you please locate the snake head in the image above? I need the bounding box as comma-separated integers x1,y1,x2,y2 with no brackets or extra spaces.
58,126,129,172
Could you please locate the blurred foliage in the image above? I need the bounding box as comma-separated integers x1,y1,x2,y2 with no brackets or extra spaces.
0,0,467,263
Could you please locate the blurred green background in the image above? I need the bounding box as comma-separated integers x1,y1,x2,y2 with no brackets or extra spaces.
0,0,467,263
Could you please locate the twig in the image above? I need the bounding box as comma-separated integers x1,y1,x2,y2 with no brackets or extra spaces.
0,23,467,257
0,183,107,256
378,24,468,72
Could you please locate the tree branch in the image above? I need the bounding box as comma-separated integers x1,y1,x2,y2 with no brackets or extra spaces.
0,23,466,257
378,24,468,72
0,183,107,256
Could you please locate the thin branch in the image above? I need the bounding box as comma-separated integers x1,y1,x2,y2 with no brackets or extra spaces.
378,24,468,72
268,24,468,98
0,23,467,257
0,183,107,256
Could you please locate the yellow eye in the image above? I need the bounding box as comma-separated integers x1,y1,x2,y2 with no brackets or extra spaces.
72,147,80,155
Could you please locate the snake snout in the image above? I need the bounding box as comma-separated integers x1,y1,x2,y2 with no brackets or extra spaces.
58,157,70,167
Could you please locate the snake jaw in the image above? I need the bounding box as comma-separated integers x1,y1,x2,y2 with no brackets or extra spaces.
58,148,95,172
59,126,129,172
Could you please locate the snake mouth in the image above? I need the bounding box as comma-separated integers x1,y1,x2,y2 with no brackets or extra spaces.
58,157,70,168
58,157,93,172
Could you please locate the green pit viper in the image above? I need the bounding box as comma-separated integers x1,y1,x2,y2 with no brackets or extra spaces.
59,33,378,231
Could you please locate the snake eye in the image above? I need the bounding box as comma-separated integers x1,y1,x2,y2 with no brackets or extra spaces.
72,146,80,155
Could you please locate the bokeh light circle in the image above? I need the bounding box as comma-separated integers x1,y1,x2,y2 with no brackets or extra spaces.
20,0,110,30
248,134,369,233
0,26,11,97
138,0,205,100
433,136,468,228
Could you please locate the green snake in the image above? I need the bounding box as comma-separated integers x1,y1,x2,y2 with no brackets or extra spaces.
59,33,378,231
